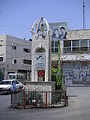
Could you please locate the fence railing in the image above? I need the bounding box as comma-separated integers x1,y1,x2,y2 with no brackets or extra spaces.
11,90,68,109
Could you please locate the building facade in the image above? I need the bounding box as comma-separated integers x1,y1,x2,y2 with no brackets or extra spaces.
0,35,32,81
63,29,90,86
51,29,90,86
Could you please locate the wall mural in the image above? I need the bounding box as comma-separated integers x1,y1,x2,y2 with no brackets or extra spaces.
49,22,68,40
34,53,46,70
63,62,90,86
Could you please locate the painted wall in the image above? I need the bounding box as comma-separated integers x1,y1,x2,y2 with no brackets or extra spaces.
63,62,90,86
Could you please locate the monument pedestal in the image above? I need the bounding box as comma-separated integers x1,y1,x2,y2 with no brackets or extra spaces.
25,81,55,91
25,81,55,104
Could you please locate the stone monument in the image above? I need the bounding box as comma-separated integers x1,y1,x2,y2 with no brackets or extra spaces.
26,17,55,104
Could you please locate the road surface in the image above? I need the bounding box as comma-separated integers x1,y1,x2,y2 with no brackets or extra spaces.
0,87,90,120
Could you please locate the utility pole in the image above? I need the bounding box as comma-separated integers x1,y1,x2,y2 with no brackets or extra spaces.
83,0,86,29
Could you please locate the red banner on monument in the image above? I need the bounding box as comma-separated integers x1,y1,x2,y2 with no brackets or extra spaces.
38,70,45,77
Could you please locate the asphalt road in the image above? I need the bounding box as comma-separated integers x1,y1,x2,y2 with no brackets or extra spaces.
0,87,90,120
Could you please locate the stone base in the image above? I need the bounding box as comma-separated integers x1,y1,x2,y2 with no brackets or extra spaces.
25,81,55,104
25,81,55,92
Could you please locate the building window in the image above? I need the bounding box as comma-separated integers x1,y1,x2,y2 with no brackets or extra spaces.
63,39,89,54
0,40,3,42
23,59,32,65
12,59,17,64
35,47,45,53
0,57,3,62
23,48,31,53
55,41,58,53
80,39,88,51
72,40,79,52
14,59,17,64
0,40,3,46
89,40,90,50
12,45,16,50
64,40,71,53
51,40,58,53
51,41,54,52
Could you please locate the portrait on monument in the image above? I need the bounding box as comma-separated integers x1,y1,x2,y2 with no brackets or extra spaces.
49,22,68,40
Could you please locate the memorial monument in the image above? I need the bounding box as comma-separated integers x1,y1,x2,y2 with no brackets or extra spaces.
26,17,55,104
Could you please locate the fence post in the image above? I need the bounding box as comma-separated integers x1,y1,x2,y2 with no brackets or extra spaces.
24,90,25,109
45,91,47,109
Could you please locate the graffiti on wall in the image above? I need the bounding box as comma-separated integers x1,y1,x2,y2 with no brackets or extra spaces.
63,62,90,86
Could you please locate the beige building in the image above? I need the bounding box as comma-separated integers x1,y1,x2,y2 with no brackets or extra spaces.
0,35,32,80
51,29,90,86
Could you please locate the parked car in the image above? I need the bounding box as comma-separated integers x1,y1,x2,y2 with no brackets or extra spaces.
0,79,24,94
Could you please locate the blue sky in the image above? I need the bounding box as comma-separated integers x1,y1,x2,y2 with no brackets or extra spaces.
0,0,90,39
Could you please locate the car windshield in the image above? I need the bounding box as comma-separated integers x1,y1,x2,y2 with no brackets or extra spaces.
0,81,11,85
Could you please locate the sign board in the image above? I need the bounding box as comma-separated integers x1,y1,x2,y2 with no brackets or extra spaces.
49,22,68,40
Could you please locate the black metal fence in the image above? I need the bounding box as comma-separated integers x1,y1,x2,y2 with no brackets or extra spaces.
11,90,68,109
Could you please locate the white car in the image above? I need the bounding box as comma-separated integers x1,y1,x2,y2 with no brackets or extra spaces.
0,79,24,94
